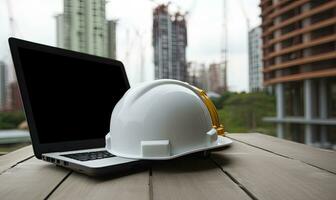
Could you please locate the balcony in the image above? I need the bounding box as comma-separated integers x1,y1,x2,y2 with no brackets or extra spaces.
264,51,336,72
261,0,309,24
264,34,336,60
262,0,336,37
263,17,336,49
260,0,293,18
264,67,336,85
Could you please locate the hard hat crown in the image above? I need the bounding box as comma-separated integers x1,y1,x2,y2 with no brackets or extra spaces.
105,79,231,160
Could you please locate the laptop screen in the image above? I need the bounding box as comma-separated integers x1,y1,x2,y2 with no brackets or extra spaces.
17,47,129,144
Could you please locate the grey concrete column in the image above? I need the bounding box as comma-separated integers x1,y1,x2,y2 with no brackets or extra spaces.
276,83,284,138
319,78,328,146
304,79,313,144
276,123,284,139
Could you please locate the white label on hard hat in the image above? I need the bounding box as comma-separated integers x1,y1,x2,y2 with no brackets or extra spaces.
141,140,170,158
206,129,218,145
105,134,111,150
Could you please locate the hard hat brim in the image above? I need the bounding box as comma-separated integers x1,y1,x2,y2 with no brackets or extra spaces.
107,135,233,160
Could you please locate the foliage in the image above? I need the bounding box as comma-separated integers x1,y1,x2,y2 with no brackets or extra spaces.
212,91,235,109
213,92,276,135
0,111,26,129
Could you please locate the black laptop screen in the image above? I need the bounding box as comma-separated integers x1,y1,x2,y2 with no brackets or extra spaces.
17,47,129,144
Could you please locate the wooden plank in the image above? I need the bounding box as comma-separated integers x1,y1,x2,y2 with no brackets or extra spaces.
151,157,252,200
0,157,70,200
0,145,34,173
212,140,336,200
48,170,150,200
228,133,336,173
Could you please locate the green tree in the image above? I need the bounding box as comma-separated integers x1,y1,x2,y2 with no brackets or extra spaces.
0,112,26,129
211,91,235,109
216,92,276,135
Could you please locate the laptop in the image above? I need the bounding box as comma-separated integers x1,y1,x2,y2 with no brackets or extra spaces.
8,38,145,176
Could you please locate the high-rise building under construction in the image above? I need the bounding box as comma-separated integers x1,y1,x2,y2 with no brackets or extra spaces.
56,0,116,59
261,0,336,147
153,4,188,81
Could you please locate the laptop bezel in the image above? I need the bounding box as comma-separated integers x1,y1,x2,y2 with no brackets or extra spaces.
8,37,130,159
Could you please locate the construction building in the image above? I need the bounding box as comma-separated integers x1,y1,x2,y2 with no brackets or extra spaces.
56,0,117,59
261,0,336,147
8,82,22,112
187,62,208,90
208,63,227,94
248,26,264,92
0,61,7,111
187,62,226,94
153,4,188,81
107,20,117,59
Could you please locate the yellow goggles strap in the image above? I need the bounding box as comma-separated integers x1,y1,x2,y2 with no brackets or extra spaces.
193,87,225,136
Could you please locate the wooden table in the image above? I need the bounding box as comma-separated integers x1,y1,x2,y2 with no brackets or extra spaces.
0,133,335,200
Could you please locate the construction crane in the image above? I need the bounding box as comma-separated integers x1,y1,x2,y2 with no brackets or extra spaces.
118,20,147,83
2,0,17,61
221,0,228,91
5,0,20,82
237,0,250,30
236,0,251,93
133,29,146,83
1,0,19,109
220,0,250,92
6,0,17,37
105,0,147,83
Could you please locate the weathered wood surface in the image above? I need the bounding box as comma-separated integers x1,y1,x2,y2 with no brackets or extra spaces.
151,157,251,200
0,145,33,174
0,157,70,200
48,170,150,200
0,133,335,200
212,140,336,200
229,133,336,173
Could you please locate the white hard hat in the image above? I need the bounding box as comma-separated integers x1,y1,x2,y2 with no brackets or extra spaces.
105,79,232,160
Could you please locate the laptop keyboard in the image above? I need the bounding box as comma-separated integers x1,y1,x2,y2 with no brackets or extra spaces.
61,151,115,161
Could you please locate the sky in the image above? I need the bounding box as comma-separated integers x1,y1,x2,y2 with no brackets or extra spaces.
0,0,261,92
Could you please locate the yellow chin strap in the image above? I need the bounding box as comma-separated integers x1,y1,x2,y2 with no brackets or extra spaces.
193,87,225,136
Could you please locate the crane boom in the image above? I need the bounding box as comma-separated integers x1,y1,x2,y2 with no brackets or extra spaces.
237,0,250,29
6,0,16,36
220,0,228,91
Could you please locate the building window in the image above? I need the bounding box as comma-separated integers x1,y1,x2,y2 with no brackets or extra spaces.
284,123,305,143
310,8,335,24
310,42,336,56
327,78,336,118
284,81,304,117
310,25,335,40
327,125,336,144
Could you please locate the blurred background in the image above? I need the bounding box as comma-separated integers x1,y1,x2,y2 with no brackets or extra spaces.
0,0,335,154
